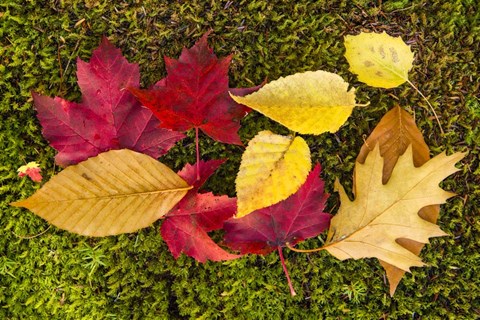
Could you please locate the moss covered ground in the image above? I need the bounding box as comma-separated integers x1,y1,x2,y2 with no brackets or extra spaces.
1,0,479,318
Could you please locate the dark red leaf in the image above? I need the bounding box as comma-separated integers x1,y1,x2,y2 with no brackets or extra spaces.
33,37,185,167
223,164,331,296
129,32,260,145
224,164,331,254
161,160,240,262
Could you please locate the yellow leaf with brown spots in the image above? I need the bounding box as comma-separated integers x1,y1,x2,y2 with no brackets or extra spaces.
344,31,414,88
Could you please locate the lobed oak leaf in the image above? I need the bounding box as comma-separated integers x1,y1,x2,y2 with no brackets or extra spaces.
325,144,465,272
225,164,331,296
230,70,356,135
33,36,184,167
235,130,311,218
161,160,240,262
357,105,438,295
11,149,191,236
344,31,414,89
129,32,260,145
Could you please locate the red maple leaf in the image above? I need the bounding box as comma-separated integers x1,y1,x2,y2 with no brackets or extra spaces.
223,164,331,296
33,37,185,167
161,160,241,262
129,31,259,145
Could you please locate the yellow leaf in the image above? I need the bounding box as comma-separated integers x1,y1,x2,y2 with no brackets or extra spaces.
325,144,465,271
230,71,356,134
11,149,191,236
235,131,311,218
344,31,414,88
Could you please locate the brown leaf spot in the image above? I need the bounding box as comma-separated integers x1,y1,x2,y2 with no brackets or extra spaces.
389,47,399,63
81,173,92,181
379,46,386,59
364,60,374,67
376,70,383,77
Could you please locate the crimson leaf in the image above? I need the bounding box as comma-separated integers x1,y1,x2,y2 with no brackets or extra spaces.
129,31,259,145
224,164,331,295
33,37,184,167
161,160,240,262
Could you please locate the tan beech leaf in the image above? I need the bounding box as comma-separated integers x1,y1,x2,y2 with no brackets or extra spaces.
357,105,438,295
235,130,311,218
11,149,191,236
325,144,465,272
230,70,356,135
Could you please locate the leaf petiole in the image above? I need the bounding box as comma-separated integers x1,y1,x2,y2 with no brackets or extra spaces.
286,242,325,253
406,79,444,135
277,247,296,297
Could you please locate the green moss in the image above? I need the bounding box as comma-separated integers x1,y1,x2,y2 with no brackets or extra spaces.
1,0,479,318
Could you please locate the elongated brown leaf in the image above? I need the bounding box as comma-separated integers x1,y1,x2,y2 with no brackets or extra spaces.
357,105,439,296
11,149,191,236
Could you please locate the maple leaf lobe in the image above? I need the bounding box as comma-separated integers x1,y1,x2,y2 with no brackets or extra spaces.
33,37,184,167
161,160,240,262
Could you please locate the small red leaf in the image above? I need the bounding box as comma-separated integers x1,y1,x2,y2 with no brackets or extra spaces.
33,37,184,167
130,32,260,145
18,162,43,182
161,160,240,262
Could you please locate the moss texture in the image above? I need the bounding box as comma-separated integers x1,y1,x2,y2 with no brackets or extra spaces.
1,0,479,318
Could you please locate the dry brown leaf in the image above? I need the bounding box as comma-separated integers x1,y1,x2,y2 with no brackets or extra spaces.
358,105,439,296
325,143,464,272
11,149,191,236
358,105,430,183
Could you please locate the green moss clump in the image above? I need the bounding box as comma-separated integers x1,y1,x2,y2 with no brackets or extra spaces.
1,0,479,318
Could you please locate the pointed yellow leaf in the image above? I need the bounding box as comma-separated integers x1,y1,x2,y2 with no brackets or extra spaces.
344,31,414,88
11,149,191,236
325,144,465,271
230,70,356,134
236,131,311,218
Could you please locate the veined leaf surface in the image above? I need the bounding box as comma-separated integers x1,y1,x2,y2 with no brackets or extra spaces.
230,71,356,134
344,31,414,88
235,131,311,218
11,149,191,236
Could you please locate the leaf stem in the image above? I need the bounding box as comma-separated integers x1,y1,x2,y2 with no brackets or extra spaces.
277,247,296,297
406,79,444,135
195,127,200,181
355,101,370,107
286,242,325,253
